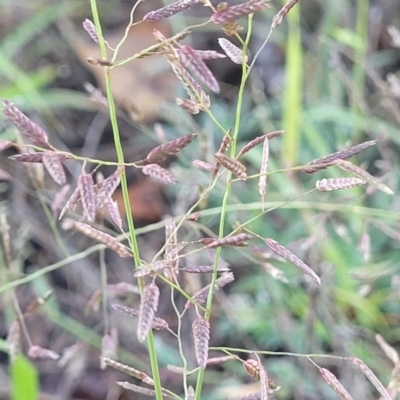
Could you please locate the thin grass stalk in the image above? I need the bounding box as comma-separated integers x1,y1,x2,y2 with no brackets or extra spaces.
194,15,253,400
89,2,163,398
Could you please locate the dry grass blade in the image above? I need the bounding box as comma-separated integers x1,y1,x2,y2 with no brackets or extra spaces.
264,238,321,284
78,173,96,222
376,334,399,365
42,152,66,186
319,368,354,400
258,137,269,206
137,282,160,342
218,38,247,64
111,303,168,330
303,140,377,173
146,133,197,163
102,358,154,383
348,357,391,400
215,152,247,179
9,153,45,163
143,0,198,21
210,0,270,24
28,345,59,360
142,164,177,184
332,159,393,195
95,166,122,209
272,0,299,29
62,219,132,257
316,177,366,191
237,130,283,158
1,99,49,146
192,316,210,368
180,45,220,93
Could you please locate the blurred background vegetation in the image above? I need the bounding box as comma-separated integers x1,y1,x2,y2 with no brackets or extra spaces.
0,0,400,399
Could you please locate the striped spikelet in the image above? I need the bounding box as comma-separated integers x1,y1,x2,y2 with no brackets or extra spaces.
192,316,210,368
137,282,160,342
316,177,366,191
210,0,270,24
215,152,247,179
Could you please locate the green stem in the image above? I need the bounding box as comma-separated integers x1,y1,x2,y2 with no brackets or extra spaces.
194,15,254,400
89,2,163,399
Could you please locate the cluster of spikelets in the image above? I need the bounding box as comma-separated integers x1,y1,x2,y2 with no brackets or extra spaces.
0,0,396,398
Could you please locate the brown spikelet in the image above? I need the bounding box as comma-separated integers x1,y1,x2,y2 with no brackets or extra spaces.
303,140,377,173
100,329,118,370
213,133,231,176
264,238,321,284
271,0,299,29
102,358,154,383
146,133,197,163
95,167,122,209
28,345,59,360
319,368,354,400
179,45,220,93
82,19,111,48
143,0,198,21
52,184,71,218
192,159,214,171
348,357,391,400
111,303,168,330
237,130,283,157
142,164,177,184
137,282,160,342
105,199,123,230
42,152,66,186
180,66,211,110
244,359,261,380
187,386,195,400
9,152,45,163
108,282,139,296
218,38,247,64
376,334,399,365
332,159,393,195
188,50,226,60
187,212,201,221
59,186,81,220
201,233,251,248
6,321,20,362
207,355,237,366
210,0,270,24
78,173,96,222
134,260,169,278
258,137,269,205
316,177,366,191
192,316,210,368
62,219,132,257
215,152,247,179
85,289,102,315
181,265,230,273
1,99,49,146
176,98,200,114
216,271,235,287
259,362,269,400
